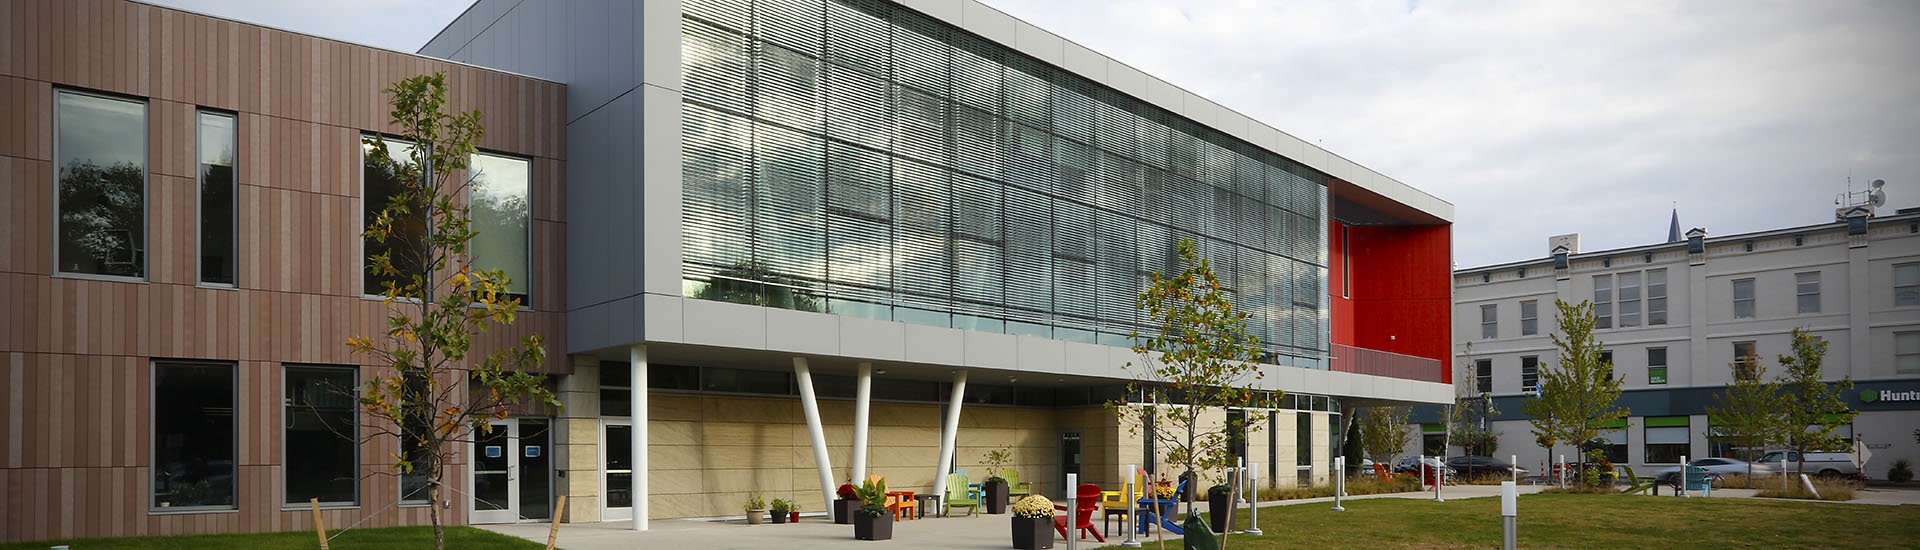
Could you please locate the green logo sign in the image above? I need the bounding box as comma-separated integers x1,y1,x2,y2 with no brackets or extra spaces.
1859,390,1878,403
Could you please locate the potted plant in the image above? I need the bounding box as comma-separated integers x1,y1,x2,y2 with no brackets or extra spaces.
1206,484,1232,533
788,500,803,523
852,476,893,541
744,493,767,525
1010,494,1055,550
835,481,859,524
770,498,791,524
981,445,1013,514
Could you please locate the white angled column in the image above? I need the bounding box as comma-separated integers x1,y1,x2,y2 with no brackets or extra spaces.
630,345,649,531
851,362,873,483
795,357,837,512
933,370,968,504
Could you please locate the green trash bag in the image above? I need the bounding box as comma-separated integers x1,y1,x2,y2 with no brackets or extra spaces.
1183,515,1218,550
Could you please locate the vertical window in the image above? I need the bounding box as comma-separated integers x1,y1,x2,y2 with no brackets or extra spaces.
606,425,632,508
1647,269,1668,325
1618,272,1641,327
153,362,235,510
1227,409,1247,460
1895,332,1920,374
470,152,533,304
1734,341,1757,381
1296,412,1311,467
1340,225,1350,299
1647,347,1668,385
600,360,632,417
1597,427,1629,464
1474,358,1493,394
56,91,148,278
1520,300,1538,336
362,138,422,296
285,365,358,505
1594,274,1613,329
1645,418,1691,463
1732,278,1755,319
198,111,236,285
1895,264,1919,307
1520,356,1539,392
1795,272,1820,314
1480,304,1497,339
1599,350,1614,381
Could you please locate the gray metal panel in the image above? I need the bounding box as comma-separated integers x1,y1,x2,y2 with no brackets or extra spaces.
564,91,644,312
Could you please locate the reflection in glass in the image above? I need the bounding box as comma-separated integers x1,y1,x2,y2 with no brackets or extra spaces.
153,362,234,509
606,425,632,508
284,365,358,504
470,153,532,303
363,139,421,296
57,91,147,277
199,112,236,285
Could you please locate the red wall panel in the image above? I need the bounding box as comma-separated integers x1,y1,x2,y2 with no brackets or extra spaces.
1336,223,1452,374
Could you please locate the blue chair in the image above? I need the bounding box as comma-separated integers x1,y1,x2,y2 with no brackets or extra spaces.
1681,465,1714,496
1135,479,1187,535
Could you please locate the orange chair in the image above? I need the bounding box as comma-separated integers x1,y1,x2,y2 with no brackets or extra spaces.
885,491,917,521
1054,484,1107,542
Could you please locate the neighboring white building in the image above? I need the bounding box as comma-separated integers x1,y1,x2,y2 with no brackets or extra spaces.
1430,203,1920,479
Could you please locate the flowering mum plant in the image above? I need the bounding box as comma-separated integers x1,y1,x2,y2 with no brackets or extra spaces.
837,483,857,499
1152,482,1176,499
1011,494,1055,519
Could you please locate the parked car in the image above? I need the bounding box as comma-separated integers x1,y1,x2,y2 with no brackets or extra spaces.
1445,456,1528,479
1393,456,1457,477
1652,458,1774,485
1755,451,1860,478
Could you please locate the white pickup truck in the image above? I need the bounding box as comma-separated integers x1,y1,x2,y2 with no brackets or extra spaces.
1755,451,1861,478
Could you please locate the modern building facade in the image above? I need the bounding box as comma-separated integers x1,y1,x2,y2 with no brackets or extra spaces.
1,0,1452,542
1441,206,1920,478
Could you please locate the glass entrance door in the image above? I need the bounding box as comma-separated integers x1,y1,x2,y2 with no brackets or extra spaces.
602,421,633,521
470,418,553,524
1059,431,1082,498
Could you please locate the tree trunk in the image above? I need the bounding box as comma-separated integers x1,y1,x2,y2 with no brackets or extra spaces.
429,482,445,550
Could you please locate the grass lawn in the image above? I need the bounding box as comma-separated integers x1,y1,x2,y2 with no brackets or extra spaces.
0,526,543,550
1113,493,1920,549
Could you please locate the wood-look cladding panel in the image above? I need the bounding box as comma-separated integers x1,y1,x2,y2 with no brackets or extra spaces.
1,0,567,542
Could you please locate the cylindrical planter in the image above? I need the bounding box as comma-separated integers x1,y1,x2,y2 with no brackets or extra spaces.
1011,516,1055,549
1207,492,1230,533
792,511,802,523
834,499,859,524
771,509,790,524
985,481,1009,514
745,509,765,525
854,512,894,541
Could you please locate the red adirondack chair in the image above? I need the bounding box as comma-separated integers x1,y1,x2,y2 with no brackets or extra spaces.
1054,483,1107,542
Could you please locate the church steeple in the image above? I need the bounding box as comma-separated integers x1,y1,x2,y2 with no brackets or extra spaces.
1667,206,1681,243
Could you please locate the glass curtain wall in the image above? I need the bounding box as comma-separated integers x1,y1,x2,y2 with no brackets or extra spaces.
680,0,1330,365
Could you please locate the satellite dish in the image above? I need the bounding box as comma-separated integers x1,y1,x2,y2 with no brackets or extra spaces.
1870,179,1886,207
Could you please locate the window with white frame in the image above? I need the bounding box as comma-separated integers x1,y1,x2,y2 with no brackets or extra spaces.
1475,359,1492,393
1521,356,1539,393
1647,269,1668,325
1734,341,1757,381
1732,278,1756,319
1648,347,1668,385
1594,274,1614,329
469,152,533,304
1897,264,1919,307
1481,304,1497,339
1897,332,1920,374
1618,272,1642,327
1520,300,1538,336
1796,272,1820,314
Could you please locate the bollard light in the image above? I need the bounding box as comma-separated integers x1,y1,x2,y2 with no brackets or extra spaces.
1066,473,1078,550
1246,462,1263,535
1511,454,1518,484
1122,464,1141,547
1331,456,1345,512
1432,455,1444,502
1500,481,1517,550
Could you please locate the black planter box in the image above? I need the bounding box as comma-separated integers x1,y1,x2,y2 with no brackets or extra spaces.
985,481,1009,514
834,499,859,524
854,512,893,541
1011,516,1055,549
771,509,790,524
1208,493,1231,533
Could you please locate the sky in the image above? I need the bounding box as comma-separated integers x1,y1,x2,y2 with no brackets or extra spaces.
147,0,1920,268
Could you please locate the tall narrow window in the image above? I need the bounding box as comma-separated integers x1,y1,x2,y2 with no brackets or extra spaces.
153,361,235,510
1734,341,1757,381
1599,350,1615,381
1520,300,1538,336
1618,272,1641,327
1480,304,1497,339
1520,356,1539,393
1894,264,1919,307
198,111,236,285
1340,224,1350,299
1732,278,1755,319
285,365,358,505
362,138,422,296
1647,269,1668,325
57,91,148,278
469,152,533,304
1594,274,1613,329
1474,358,1493,393
1795,272,1820,314
1895,332,1920,374
1296,412,1312,467
1648,347,1668,385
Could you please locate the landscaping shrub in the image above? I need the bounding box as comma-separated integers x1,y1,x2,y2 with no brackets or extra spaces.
1255,474,1420,501
1889,459,1913,484
1756,477,1856,501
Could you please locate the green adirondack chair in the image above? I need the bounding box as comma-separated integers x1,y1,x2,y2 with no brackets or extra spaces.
1002,469,1034,498
1619,465,1659,495
945,472,980,517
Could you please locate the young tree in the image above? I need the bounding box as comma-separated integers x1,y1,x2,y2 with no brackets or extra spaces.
348,73,560,550
1358,406,1413,467
1774,328,1856,479
1521,300,1628,486
1115,239,1272,521
1704,354,1786,477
